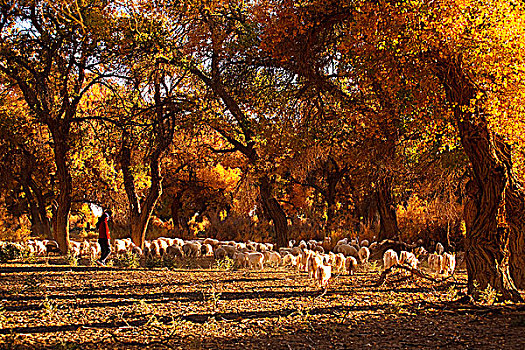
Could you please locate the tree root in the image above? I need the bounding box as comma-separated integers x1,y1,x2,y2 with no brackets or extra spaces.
374,264,454,287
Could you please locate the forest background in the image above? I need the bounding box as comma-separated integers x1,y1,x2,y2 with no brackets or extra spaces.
1,0,525,301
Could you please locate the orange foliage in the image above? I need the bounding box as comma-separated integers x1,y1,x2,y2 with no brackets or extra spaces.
397,196,463,245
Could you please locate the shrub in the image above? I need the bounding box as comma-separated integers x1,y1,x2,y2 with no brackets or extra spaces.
144,255,163,269
113,251,140,268
212,257,234,271
65,252,78,267
0,242,24,263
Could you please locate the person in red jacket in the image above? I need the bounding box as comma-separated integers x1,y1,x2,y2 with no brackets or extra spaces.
96,209,112,266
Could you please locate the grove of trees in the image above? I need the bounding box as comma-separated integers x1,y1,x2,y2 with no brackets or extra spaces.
1,0,525,302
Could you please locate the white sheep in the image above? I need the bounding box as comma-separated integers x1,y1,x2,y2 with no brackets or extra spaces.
336,244,359,258
336,238,348,246
282,253,297,267
234,251,249,268
25,242,36,256
442,252,456,275
173,238,185,247
291,246,303,256
383,249,399,270
34,240,47,256
70,240,82,254
167,244,183,258
264,251,282,266
203,238,219,247
80,240,91,257
182,242,201,257
150,240,161,257
69,245,81,258
43,240,60,255
218,244,237,259
399,251,418,269
214,246,227,260
89,244,99,260
358,246,370,264
246,252,264,269
316,264,332,288
235,242,247,251
330,253,344,272
299,240,308,250
345,256,358,275
114,239,128,255
157,239,169,256
360,239,369,247
299,249,314,272
428,253,444,274
201,243,214,256
435,242,445,255
308,254,323,279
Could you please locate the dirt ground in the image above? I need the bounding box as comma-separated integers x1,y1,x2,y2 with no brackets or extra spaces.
1,258,524,349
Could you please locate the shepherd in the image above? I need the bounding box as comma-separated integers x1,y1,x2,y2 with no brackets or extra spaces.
96,209,112,266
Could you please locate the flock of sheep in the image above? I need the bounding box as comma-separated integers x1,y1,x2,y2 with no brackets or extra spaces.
3,236,457,288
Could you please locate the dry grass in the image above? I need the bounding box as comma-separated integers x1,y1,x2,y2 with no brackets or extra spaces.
0,258,524,349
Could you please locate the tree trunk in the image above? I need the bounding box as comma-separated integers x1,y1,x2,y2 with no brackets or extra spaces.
25,186,43,235
504,171,525,289
355,195,380,235
376,176,399,241
23,183,52,239
50,123,72,255
121,133,163,249
435,56,522,302
28,178,52,239
171,193,191,239
259,176,288,248
325,157,344,231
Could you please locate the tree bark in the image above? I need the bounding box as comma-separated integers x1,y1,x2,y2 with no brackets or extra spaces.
503,164,525,289
259,176,288,248
376,176,399,241
120,134,163,249
434,55,522,302
49,122,72,255
507,191,525,289
23,180,52,239
171,193,190,239
24,184,43,236
30,179,52,239
324,157,344,231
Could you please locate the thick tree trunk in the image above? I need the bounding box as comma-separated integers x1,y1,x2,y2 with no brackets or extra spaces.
259,176,288,248
50,124,72,255
324,157,344,231
435,56,522,302
376,176,399,241
171,194,191,239
505,176,525,289
33,188,52,239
